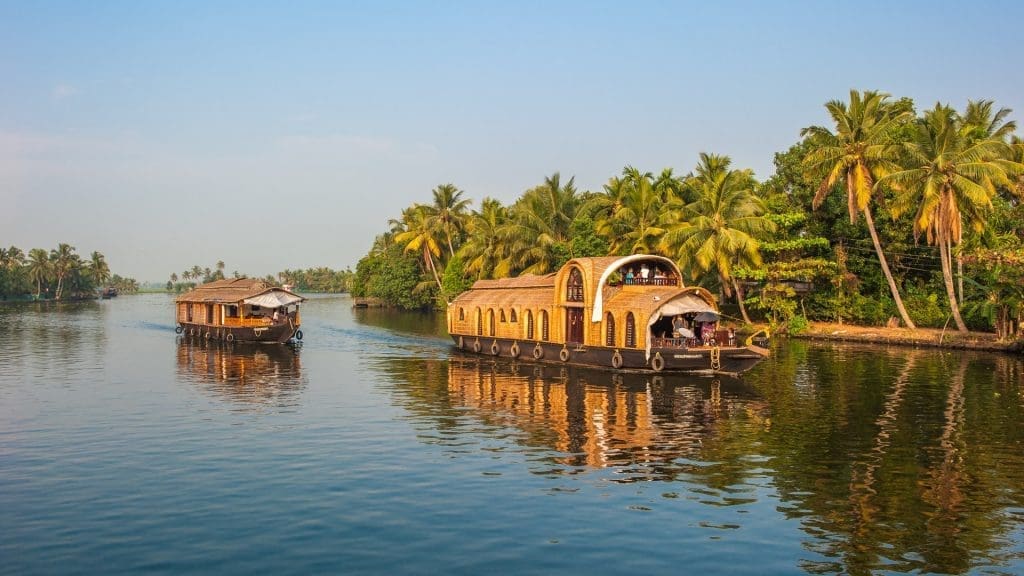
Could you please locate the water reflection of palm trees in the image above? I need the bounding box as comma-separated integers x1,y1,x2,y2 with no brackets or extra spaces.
175,339,304,405
445,358,766,476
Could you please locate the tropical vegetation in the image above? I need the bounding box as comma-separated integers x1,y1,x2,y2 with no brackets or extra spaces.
0,244,138,301
356,90,1024,339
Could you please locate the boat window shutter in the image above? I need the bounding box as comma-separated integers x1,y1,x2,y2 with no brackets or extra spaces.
625,312,636,348
526,311,534,339
476,308,482,336
605,312,615,346
541,310,549,341
500,309,506,323
459,308,464,321
488,309,495,336
510,308,517,323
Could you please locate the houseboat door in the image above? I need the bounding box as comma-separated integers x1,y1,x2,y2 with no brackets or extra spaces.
566,307,584,344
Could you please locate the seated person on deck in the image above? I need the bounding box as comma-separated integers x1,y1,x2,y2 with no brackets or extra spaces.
672,315,695,339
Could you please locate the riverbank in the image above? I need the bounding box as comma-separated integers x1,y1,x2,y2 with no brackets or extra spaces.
794,322,1022,353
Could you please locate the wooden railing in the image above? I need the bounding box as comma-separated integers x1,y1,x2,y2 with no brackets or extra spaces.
610,277,680,287
222,317,272,327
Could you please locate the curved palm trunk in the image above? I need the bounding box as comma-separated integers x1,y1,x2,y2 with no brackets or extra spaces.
939,240,968,332
732,278,751,324
863,207,916,329
425,247,443,290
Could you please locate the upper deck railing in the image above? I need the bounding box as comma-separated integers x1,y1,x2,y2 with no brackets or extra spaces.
610,276,680,287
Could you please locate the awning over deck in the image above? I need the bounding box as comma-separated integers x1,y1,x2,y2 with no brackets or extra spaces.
650,293,717,319
243,291,303,308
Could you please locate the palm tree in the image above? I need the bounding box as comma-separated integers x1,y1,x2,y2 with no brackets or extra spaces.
216,260,226,280
89,251,111,288
27,248,50,299
50,243,76,300
660,153,774,323
881,103,1021,332
582,175,629,250
458,198,510,279
801,89,916,328
611,166,671,254
424,183,471,257
394,206,444,290
500,172,579,275
1011,136,1024,199
956,101,1019,302
191,265,203,284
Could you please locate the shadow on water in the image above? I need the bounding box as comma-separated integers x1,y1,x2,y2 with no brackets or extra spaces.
175,338,306,407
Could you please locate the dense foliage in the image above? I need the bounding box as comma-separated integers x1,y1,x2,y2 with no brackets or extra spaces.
354,92,1024,338
0,244,138,300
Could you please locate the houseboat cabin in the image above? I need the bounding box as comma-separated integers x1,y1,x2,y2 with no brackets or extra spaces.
175,278,304,344
447,255,769,374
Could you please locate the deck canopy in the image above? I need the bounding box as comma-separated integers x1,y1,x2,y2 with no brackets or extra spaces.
649,293,717,320
243,291,304,308
644,292,719,359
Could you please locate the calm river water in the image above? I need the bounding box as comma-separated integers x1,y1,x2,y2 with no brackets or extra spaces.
2,293,1023,575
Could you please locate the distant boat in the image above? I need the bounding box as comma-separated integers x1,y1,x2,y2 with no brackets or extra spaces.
100,287,118,299
174,278,305,343
446,255,770,375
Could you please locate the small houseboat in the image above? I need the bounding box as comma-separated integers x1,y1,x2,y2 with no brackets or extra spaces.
447,255,770,374
174,278,304,343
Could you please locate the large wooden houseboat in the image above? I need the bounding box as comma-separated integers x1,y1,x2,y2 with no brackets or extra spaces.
175,278,304,344
447,255,770,374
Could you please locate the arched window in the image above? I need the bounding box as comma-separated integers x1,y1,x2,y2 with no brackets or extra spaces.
566,267,584,302
476,308,483,336
605,312,616,346
510,308,517,323
500,309,506,323
459,308,465,321
526,310,534,339
625,312,636,348
541,310,549,341
487,309,495,336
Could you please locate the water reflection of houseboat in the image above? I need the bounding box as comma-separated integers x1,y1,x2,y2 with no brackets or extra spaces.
446,356,766,471
175,339,304,404
447,255,769,375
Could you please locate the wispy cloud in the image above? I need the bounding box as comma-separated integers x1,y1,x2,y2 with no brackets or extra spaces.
51,84,79,101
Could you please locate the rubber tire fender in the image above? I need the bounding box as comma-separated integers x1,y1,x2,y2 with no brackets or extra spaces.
651,353,665,372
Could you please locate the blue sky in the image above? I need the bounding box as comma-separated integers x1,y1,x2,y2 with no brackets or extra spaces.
3,0,1022,281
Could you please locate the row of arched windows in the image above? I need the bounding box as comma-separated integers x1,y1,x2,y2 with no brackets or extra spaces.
457,307,637,348
459,307,549,341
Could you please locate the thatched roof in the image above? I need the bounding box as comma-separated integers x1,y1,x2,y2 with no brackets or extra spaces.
176,278,303,305
468,273,556,290
450,285,554,311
